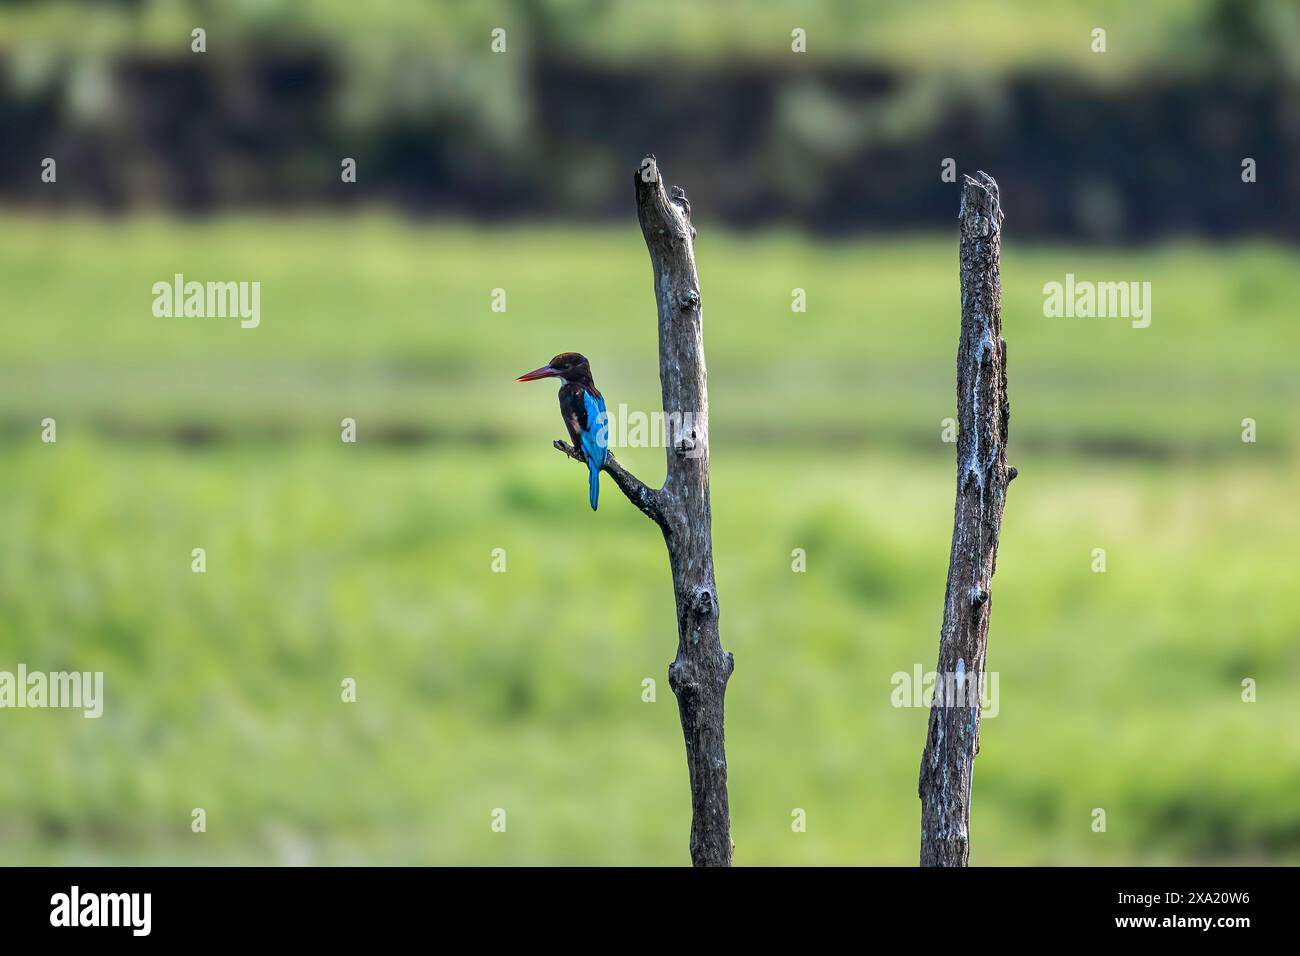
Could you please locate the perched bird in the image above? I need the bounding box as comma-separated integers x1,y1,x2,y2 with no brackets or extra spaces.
516,352,608,510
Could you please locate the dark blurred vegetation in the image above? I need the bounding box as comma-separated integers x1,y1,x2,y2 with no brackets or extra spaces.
2,0,1298,866
1,0,1298,238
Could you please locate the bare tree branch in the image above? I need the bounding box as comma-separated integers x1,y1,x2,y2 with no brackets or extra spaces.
635,155,733,868
918,171,1016,867
546,156,733,865
550,440,667,529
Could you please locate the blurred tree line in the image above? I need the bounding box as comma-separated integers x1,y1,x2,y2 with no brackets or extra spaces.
0,0,1296,239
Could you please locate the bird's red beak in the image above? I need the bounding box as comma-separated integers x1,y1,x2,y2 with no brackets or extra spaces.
516,365,559,382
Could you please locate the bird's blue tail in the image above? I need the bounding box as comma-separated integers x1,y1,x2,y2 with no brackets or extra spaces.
588,460,600,511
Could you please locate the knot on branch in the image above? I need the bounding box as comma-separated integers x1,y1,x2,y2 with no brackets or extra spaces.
668,648,732,701
668,418,706,461
678,288,700,311
668,658,697,699
670,184,692,221
693,588,715,619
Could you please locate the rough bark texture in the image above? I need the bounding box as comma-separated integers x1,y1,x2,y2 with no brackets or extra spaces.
918,172,1015,867
552,156,733,866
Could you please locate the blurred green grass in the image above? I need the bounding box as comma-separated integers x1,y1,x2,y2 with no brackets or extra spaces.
5,216,1299,454
1,216,1298,864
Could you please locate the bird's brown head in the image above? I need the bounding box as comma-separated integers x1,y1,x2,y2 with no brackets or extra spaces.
515,352,594,385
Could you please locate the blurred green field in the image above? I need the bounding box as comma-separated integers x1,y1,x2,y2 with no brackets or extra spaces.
2,217,1299,864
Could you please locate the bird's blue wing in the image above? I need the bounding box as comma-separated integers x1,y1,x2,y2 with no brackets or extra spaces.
581,391,607,511
580,391,608,470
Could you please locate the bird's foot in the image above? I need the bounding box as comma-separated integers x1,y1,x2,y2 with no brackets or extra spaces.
553,439,586,463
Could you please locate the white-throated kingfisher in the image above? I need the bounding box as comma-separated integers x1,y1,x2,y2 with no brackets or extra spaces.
516,352,608,510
